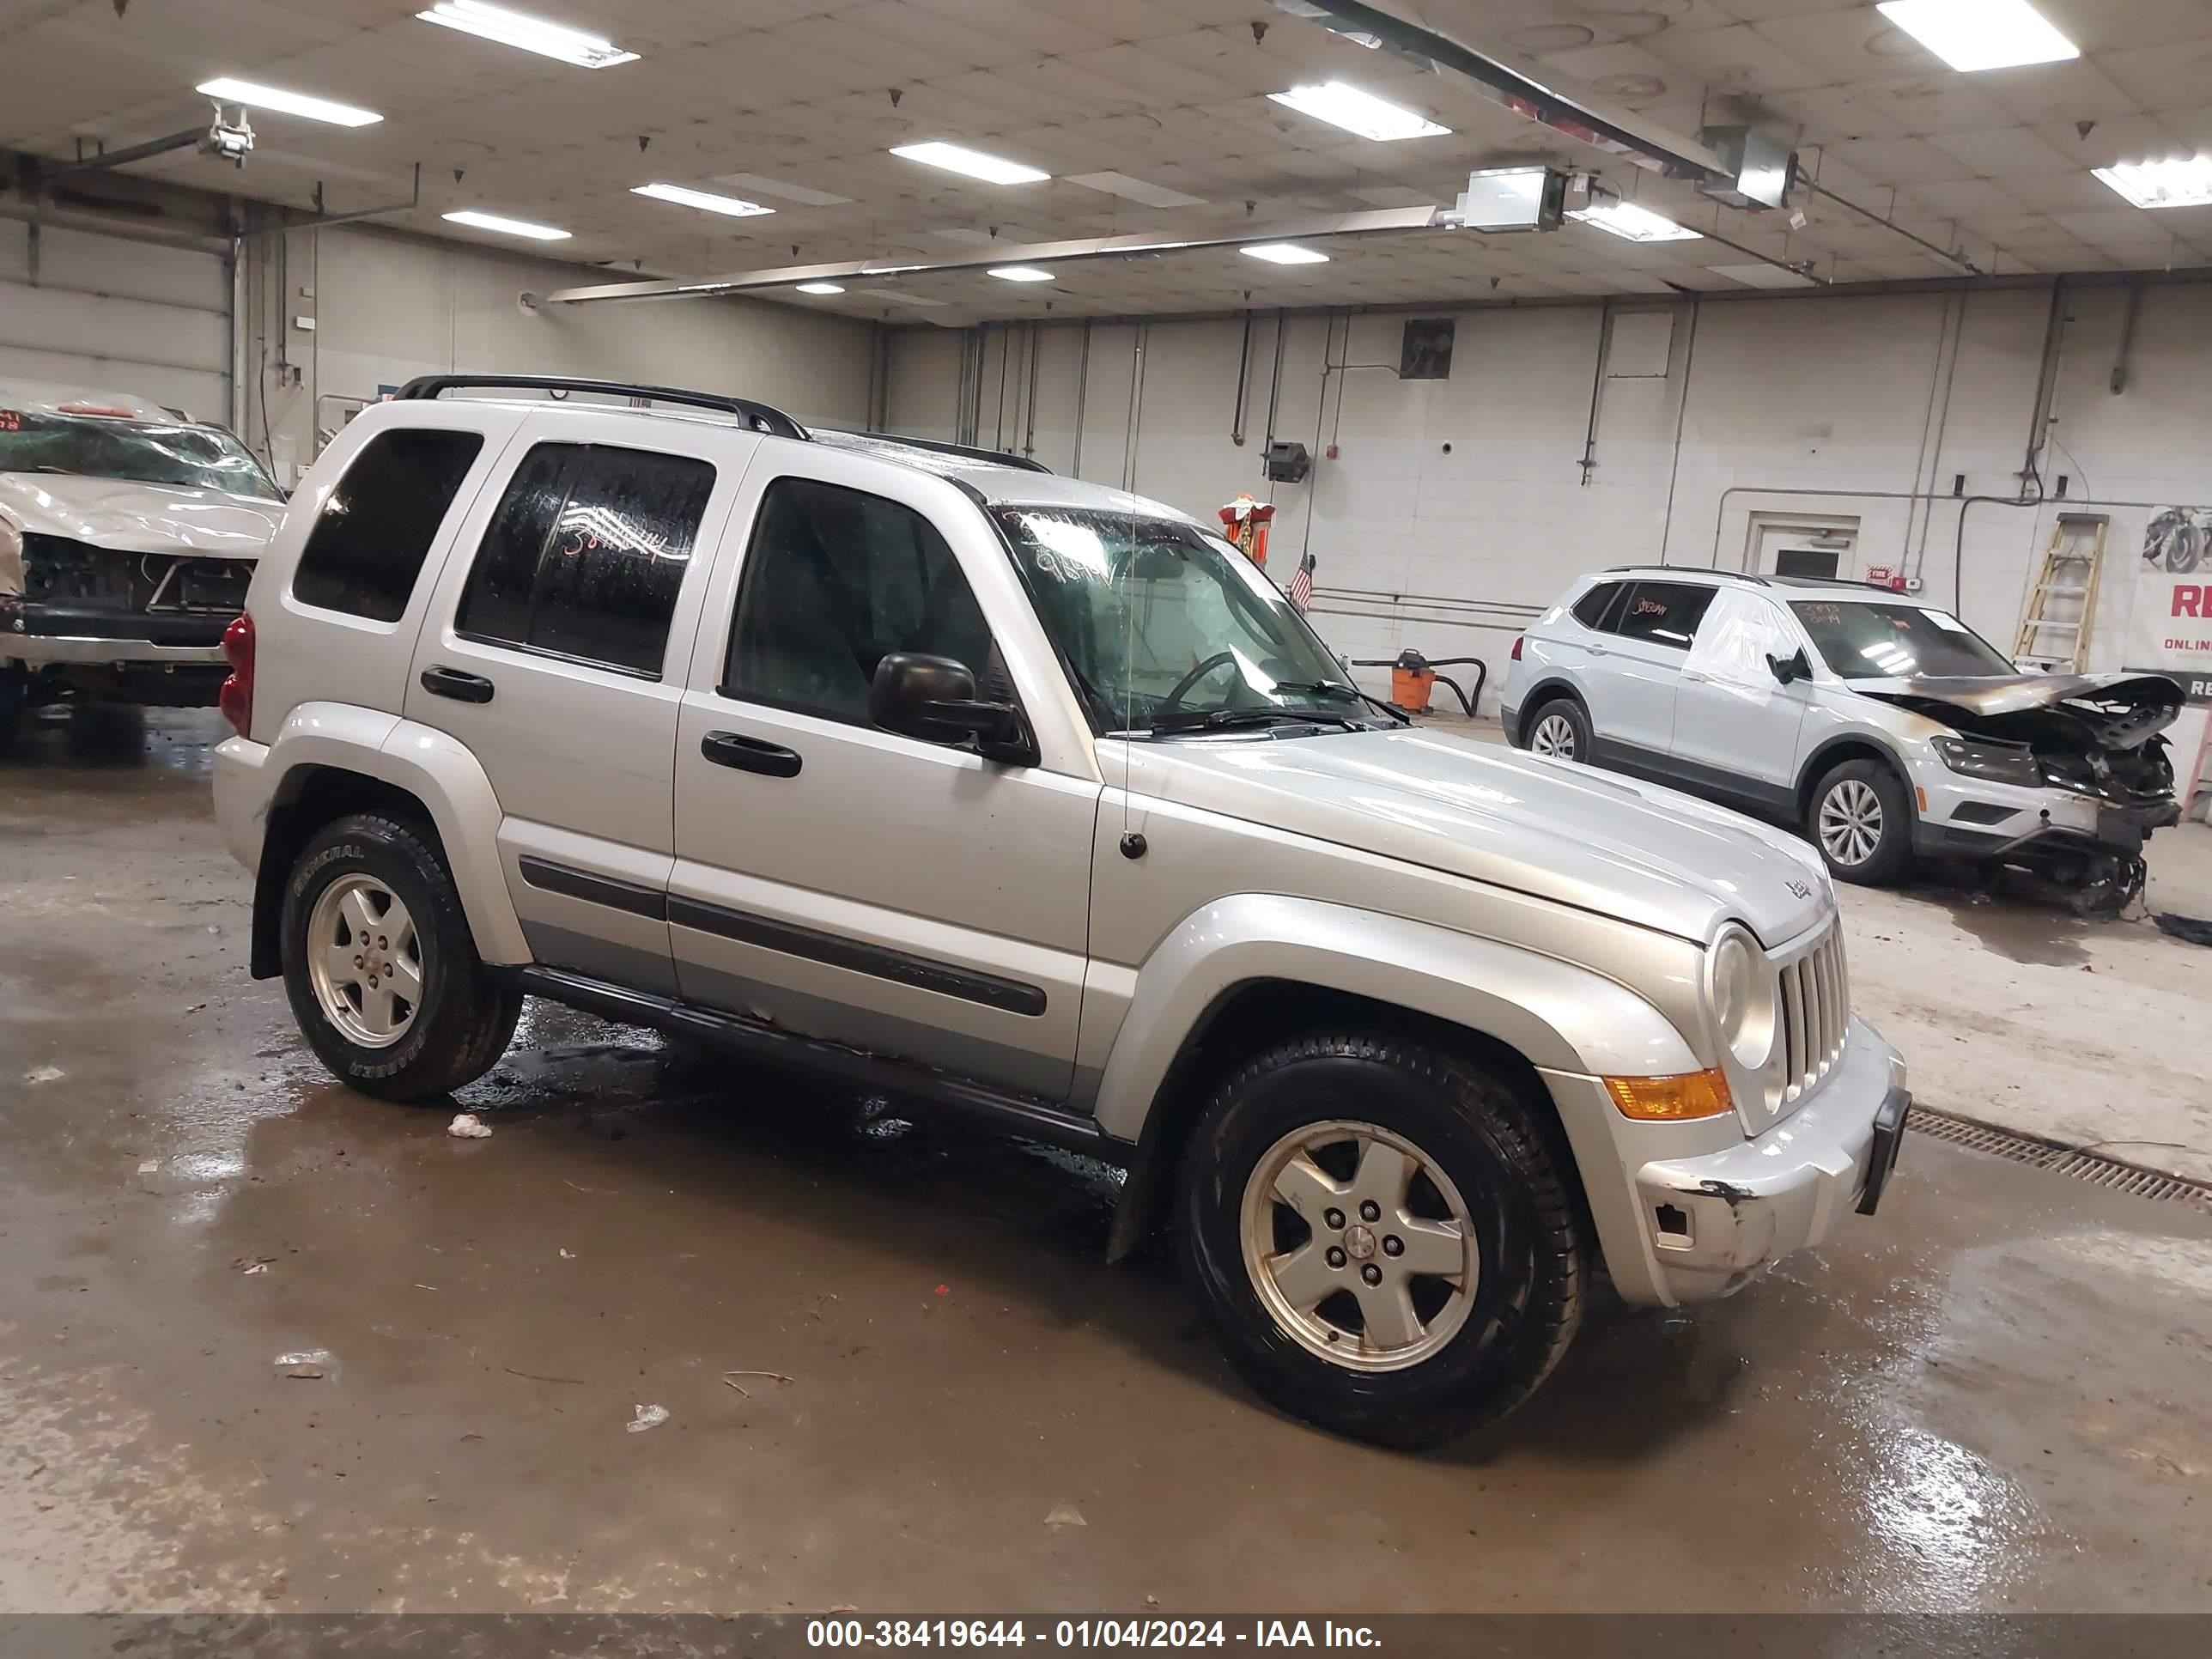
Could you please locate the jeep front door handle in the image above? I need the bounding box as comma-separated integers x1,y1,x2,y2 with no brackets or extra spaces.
702,730,802,778
420,665,495,703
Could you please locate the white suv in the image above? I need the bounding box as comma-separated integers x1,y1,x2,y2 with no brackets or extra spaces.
214,378,1908,1447
1503,568,2183,909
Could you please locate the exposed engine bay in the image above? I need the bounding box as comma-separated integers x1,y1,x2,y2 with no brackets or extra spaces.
1859,672,2185,914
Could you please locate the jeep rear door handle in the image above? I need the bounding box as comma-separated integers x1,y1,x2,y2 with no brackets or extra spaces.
420,665,495,703
702,730,802,778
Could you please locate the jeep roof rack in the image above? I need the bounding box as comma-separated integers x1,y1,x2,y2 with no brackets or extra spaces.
814,428,1053,475
393,374,809,441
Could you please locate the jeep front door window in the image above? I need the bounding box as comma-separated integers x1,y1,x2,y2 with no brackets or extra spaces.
992,508,1377,735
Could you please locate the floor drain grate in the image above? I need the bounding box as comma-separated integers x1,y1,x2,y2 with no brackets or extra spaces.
1909,1106,2212,1212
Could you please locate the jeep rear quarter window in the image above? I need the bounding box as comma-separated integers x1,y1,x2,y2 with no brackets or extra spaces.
455,441,715,678
1612,581,1717,650
291,428,486,622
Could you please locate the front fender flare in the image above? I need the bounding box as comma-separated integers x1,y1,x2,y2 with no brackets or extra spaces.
1090,894,1701,1146
260,704,528,966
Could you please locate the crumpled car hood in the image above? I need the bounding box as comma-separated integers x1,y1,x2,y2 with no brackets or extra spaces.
1138,726,1834,946
0,472,281,558
1852,672,2182,747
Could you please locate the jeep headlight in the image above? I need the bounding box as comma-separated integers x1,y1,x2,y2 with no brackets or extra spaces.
1933,734,2041,787
1707,925,1778,1073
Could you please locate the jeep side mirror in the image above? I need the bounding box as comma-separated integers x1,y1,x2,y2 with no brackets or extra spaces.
869,652,1035,764
1768,649,1811,686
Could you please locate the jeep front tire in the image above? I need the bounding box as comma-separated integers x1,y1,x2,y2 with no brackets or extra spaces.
1176,1032,1587,1448
280,812,522,1101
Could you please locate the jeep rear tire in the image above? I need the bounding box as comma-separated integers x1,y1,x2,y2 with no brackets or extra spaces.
1808,758,1912,885
1176,1033,1587,1449
280,812,522,1102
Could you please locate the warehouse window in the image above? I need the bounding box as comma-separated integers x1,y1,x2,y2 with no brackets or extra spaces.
291,428,484,623
456,441,715,678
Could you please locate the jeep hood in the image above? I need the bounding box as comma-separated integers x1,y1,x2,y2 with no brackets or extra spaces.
0,472,281,558
1133,728,1832,946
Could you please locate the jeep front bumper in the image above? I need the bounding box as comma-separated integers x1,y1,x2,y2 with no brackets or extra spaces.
1542,1017,1908,1308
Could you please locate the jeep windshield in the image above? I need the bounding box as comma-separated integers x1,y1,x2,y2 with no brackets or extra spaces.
993,506,1380,736
1791,598,2016,681
0,409,283,501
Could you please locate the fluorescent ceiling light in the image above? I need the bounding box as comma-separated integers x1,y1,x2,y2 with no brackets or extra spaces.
890,142,1049,185
1065,170,1207,208
416,1,638,69
194,77,380,127
1241,243,1329,264
2094,155,2212,210
988,265,1054,282
1875,0,2079,73
1571,201,1701,242
441,209,570,240
632,182,774,217
795,282,846,295
1267,82,1449,142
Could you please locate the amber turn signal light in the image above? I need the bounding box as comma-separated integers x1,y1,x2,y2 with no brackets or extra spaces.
1605,1068,1735,1121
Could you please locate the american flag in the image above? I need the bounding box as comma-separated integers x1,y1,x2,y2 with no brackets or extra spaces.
1288,549,1316,612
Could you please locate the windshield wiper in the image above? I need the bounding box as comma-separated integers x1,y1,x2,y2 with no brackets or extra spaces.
1147,706,1364,735
1267,679,1410,726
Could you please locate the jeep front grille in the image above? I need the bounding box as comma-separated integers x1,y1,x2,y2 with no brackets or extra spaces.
1777,923,1849,1107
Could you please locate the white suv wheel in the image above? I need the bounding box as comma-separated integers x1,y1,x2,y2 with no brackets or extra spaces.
1530,712,1577,758
1818,778,1883,867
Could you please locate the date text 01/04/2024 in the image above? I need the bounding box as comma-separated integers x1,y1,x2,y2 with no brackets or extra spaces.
805,1621,1383,1649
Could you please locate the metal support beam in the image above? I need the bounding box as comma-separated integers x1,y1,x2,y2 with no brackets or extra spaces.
41,128,202,179
544,206,1446,304
239,163,422,239
1794,169,1982,276
1276,0,1725,182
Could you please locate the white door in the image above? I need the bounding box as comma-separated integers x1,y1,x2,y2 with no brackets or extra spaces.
668,451,1097,1101
1581,579,1715,764
404,412,755,995
1670,588,1814,811
0,223,232,421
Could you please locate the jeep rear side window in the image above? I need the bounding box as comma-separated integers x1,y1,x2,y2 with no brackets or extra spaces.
1612,581,1716,650
455,441,714,678
720,477,993,723
1571,582,1623,630
291,428,485,622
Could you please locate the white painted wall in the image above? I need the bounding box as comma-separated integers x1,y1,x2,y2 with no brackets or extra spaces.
241,225,875,486
885,283,2212,758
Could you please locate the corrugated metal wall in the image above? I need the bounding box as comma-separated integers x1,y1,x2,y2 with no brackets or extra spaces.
0,221,229,422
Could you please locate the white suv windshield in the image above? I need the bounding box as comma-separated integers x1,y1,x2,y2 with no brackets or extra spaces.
1790,599,2015,680
994,506,1377,734
0,409,282,501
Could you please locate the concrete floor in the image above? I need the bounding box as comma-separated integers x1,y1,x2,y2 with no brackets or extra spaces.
3,709,2210,1614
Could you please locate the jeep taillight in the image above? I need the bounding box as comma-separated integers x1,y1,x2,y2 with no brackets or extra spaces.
219,611,255,738
1510,635,1524,661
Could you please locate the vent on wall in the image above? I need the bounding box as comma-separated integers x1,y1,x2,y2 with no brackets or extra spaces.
1400,319,1455,380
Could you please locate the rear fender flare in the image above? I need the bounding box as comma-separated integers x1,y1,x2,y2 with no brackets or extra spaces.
261,703,527,964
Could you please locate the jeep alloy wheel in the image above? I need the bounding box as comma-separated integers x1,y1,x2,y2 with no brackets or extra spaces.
305,872,423,1048
1240,1120,1476,1370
